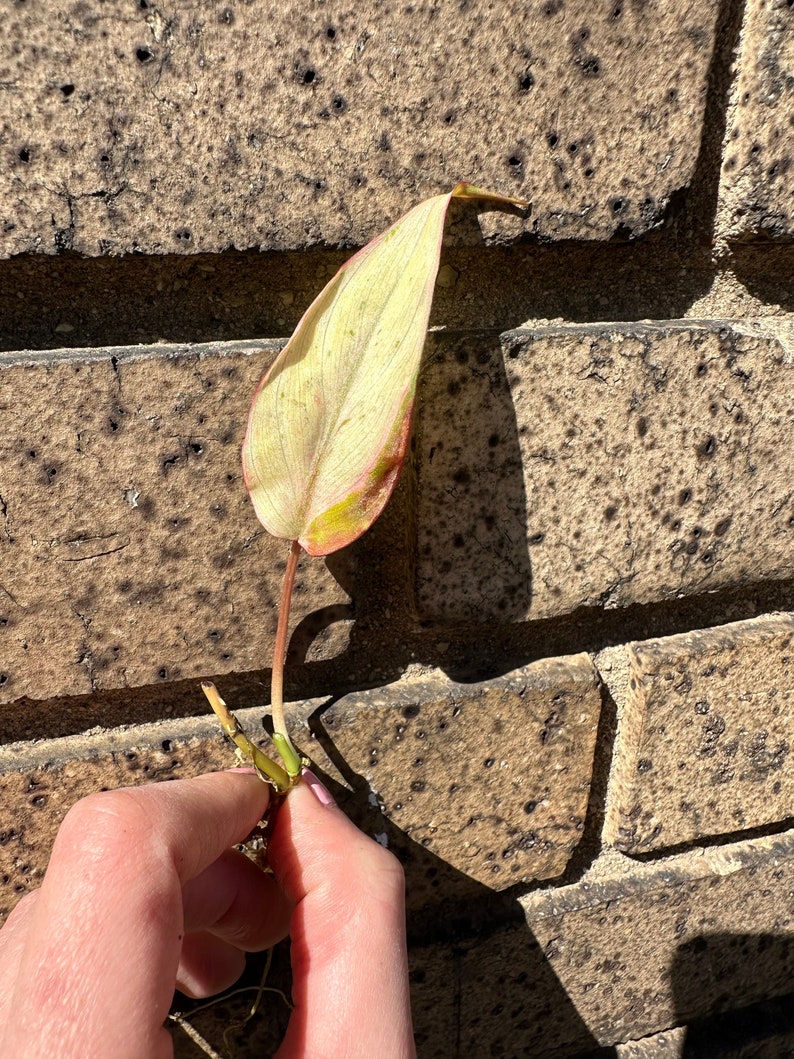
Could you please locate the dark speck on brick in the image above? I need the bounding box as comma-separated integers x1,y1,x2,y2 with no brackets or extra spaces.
579,55,601,76
698,436,716,457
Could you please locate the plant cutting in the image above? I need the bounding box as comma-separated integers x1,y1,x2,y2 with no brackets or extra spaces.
203,182,528,792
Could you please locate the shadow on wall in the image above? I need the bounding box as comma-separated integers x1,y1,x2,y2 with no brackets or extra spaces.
673,936,794,1057
310,738,614,1059
413,330,533,626
169,753,794,1058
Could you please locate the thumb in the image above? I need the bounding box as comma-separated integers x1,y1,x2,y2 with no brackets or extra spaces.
269,773,415,1059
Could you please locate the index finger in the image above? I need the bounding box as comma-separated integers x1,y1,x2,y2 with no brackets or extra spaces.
68,768,272,884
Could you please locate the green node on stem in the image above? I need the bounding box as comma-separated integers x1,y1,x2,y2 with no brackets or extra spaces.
272,731,303,779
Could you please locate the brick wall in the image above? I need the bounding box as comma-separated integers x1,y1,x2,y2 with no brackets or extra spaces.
1,1,793,1056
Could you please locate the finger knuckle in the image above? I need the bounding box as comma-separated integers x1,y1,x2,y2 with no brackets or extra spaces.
367,841,406,890
59,787,152,854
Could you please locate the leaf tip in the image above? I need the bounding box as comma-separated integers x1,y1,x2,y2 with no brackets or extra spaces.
451,181,530,211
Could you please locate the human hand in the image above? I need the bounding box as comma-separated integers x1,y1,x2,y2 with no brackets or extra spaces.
0,768,415,1059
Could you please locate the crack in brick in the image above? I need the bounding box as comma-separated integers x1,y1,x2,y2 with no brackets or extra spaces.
109,353,122,396
58,542,129,561
0,584,22,608
73,611,98,692
53,533,130,561
37,181,137,253
0,492,11,543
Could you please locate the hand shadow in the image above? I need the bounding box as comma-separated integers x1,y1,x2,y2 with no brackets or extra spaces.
309,732,617,1059
672,933,794,1056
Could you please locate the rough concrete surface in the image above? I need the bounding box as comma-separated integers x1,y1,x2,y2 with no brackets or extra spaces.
0,340,349,705
321,656,602,894
604,613,794,855
414,322,794,623
2,242,794,360
410,832,794,1057
616,1028,688,1058
0,0,719,255
719,0,794,242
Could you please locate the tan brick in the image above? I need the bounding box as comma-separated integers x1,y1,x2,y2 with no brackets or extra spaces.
617,1028,687,1058
414,323,794,622
603,614,794,855
0,341,348,705
718,0,794,242
321,657,602,897
0,0,719,256
410,832,794,1057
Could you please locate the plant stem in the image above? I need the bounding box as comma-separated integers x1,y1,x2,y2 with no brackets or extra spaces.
270,539,303,776
271,539,301,739
201,680,290,791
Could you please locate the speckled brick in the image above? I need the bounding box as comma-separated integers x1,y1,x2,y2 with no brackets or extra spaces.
718,0,794,242
603,613,794,855
0,341,348,704
414,322,794,623
321,657,602,897
0,0,719,255
410,831,794,1057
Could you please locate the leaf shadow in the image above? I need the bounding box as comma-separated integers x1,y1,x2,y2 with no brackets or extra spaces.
411,330,533,630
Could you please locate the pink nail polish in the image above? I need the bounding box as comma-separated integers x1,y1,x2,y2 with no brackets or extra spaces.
301,767,336,806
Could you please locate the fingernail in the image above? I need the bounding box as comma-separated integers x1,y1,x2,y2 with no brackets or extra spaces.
301,767,336,807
